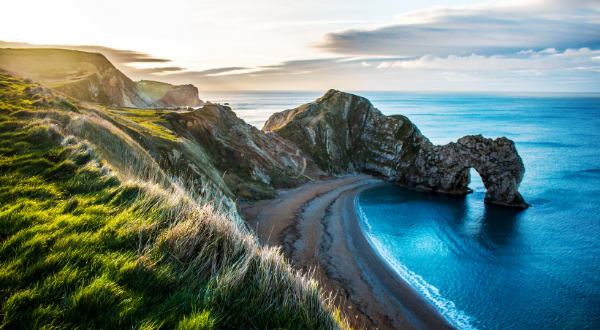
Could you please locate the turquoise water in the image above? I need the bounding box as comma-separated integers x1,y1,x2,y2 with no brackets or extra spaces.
205,91,600,329
355,93,600,329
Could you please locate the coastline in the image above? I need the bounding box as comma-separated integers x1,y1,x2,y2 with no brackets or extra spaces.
241,175,455,330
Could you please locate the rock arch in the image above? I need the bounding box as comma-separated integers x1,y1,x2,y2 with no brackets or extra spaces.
402,135,529,208
263,90,529,208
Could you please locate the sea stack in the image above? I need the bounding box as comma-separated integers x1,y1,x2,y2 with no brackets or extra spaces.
263,89,528,208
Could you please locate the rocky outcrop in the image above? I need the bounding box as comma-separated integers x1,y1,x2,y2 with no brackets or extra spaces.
263,89,528,208
402,135,528,208
159,104,326,200
136,80,204,107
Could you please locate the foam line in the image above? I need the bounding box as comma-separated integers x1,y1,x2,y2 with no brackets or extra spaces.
356,201,478,330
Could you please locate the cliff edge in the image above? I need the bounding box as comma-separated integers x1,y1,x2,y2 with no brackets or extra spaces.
137,80,204,107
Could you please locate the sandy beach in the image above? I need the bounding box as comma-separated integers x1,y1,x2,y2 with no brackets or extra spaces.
242,175,455,330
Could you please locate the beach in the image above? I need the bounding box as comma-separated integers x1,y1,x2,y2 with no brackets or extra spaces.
242,175,454,330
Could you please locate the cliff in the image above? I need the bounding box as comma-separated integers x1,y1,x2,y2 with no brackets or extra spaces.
137,80,204,107
263,89,528,208
0,49,202,108
159,104,325,200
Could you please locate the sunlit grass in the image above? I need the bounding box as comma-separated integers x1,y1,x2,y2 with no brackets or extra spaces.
0,73,350,330
106,107,179,141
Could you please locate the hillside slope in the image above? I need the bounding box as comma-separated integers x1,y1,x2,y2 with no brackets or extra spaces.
0,49,202,108
0,73,350,329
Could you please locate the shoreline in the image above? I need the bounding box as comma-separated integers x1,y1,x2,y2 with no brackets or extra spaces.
343,184,455,330
241,175,454,329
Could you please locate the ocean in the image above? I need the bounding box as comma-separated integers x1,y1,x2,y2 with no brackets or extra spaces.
201,91,600,330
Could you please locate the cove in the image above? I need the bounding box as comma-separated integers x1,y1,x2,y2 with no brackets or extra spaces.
357,168,600,329
350,92,600,329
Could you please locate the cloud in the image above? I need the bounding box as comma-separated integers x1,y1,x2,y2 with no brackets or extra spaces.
389,48,600,71
134,66,186,74
192,67,248,75
377,61,391,69
316,1,600,57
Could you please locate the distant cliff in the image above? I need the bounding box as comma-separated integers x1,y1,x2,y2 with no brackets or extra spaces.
263,89,528,208
137,80,203,107
0,48,202,108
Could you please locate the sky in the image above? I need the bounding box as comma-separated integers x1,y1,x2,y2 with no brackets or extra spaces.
1,0,600,91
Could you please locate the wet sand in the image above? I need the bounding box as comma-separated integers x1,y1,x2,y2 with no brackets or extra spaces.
241,175,455,330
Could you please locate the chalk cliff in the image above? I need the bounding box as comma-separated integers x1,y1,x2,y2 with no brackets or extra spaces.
263,89,528,208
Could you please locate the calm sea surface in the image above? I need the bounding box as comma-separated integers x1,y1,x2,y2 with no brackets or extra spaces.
202,91,600,330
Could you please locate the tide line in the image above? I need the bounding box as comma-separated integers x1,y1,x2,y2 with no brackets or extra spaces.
356,201,478,330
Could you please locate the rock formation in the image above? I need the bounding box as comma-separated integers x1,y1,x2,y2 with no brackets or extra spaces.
263,89,528,208
159,104,325,200
137,80,204,107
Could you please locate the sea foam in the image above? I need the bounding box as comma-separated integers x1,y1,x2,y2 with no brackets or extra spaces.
356,198,478,330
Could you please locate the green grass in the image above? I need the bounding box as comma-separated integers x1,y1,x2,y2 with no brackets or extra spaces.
106,108,179,141
0,73,349,330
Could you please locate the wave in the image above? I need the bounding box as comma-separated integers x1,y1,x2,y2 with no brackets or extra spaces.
355,199,478,330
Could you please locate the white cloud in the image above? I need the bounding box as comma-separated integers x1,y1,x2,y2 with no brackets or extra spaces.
389,48,600,71
318,0,600,57
2,0,599,92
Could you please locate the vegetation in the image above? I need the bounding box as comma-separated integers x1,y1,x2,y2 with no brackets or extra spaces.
0,73,349,329
105,107,179,141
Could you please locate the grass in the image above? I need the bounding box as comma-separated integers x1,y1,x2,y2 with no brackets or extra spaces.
105,108,179,142
0,73,350,330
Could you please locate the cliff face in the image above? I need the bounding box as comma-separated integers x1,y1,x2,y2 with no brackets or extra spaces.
263,89,528,208
2,48,527,207
160,104,325,200
137,80,204,107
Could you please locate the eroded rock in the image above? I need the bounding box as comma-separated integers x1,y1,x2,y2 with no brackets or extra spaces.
263,89,528,208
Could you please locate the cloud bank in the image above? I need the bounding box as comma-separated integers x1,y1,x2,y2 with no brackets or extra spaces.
1,0,599,92
317,1,600,57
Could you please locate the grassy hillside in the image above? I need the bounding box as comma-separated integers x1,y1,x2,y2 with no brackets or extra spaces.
0,48,155,108
0,73,349,329
0,49,203,109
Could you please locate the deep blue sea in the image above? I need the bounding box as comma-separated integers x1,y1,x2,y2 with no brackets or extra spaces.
202,91,600,330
